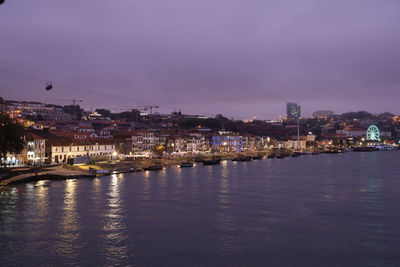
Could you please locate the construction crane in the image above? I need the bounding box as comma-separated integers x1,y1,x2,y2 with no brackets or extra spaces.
72,99,83,120
146,105,159,115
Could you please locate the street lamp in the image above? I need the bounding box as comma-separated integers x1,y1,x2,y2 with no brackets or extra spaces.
112,151,118,162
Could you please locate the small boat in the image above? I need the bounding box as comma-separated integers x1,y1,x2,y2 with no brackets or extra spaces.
311,151,319,155
325,149,343,154
89,168,110,175
276,154,285,159
353,146,379,152
203,159,221,165
376,145,396,151
179,162,194,168
143,165,163,171
291,151,301,157
232,156,252,161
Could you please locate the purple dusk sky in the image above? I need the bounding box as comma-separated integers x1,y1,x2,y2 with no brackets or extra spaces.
0,0,399,119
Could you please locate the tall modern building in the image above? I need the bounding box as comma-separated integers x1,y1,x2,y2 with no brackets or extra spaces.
286,102,301,119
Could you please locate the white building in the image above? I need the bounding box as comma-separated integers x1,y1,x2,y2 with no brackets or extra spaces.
49,139,115,163
25,133,46,163
282,140,307,150
131,131,166,151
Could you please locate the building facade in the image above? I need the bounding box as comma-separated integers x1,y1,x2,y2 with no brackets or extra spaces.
212,132,243,152
287,102,301,119
49,139,115,163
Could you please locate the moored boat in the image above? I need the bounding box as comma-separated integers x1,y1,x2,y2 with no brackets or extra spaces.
143,165,163,171
203,159,221,165
324,148,343,154
179,162,194,168
291,151,301,157
276,153,286,159
241,156,252,161
353,146,380,152
89,168,110,175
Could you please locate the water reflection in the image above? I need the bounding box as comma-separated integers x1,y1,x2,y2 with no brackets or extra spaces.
173,167,183,200
158,169,168,200
359,153,387,252
142,171,151,201
91,178,102,213
221,160,229,179
1,151,400,266
35,180,49,218
56,179,80,260
0,187,18,240
217,161,237,256
93,177,101,194
101,174,130,265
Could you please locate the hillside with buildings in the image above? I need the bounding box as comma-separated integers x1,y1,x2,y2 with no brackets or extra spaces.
1,98,399,167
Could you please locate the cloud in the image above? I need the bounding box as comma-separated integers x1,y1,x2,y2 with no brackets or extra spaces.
1,0,400,118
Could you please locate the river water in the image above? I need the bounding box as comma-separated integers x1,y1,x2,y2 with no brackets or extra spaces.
1,151,400,266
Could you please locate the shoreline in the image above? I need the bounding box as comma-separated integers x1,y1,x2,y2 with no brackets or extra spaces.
0,152,266,186
72,151,267,171
3,148,395,186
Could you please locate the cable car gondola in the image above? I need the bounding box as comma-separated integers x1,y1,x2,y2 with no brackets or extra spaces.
45,81,53,91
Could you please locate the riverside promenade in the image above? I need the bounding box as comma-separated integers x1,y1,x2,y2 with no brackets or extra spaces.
0,165,95,186
0,151,267,186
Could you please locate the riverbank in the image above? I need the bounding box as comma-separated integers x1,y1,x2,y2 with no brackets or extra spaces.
72,151,267,172
0,152,266,186
0,165,96,186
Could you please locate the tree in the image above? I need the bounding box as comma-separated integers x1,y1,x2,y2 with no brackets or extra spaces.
341,111,373,120
153,145,165,158
0,114,25,168
117,109,141,122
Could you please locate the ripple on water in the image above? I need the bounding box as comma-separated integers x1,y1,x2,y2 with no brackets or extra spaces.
1,151,400,266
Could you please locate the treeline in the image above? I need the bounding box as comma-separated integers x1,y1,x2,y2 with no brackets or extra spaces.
341,111,394,120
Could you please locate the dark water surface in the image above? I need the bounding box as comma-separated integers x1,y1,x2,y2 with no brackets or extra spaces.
1,151,400,266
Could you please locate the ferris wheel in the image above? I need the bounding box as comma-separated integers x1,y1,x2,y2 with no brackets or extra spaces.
366,125,380,141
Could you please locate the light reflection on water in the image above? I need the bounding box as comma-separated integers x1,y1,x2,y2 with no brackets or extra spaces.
217,159,237,257
1,151,400,266
101,174,131,265
359,153,389,253
142,171,151,201
56,179,81,260
158,169,168,200
35,180,49,219
0,187,18,243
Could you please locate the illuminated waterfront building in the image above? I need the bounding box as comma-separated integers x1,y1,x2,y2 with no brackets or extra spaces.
212,131,243,152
